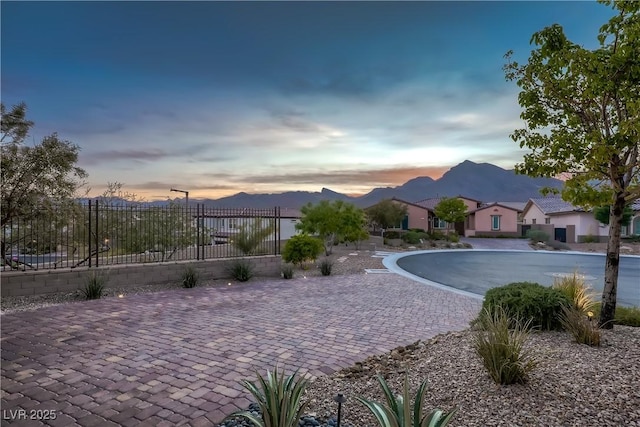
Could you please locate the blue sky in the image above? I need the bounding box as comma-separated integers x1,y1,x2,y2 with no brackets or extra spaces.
1,1,614,200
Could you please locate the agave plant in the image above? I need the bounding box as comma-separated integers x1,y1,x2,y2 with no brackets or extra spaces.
356,374,457,427
225,367,309,427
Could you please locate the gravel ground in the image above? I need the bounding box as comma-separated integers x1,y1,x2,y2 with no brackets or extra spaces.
303,327,640,427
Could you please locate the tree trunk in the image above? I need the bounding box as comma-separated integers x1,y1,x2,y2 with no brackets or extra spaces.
599,193,625,329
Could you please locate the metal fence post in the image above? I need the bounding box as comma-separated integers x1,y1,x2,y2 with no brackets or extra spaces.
95,199,99,267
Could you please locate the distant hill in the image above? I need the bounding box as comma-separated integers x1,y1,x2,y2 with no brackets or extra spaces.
167,160,564,208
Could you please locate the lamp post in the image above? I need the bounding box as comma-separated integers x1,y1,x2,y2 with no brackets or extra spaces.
170,188,189,208
334,393,346,427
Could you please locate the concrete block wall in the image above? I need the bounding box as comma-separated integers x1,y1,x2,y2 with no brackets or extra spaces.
1,256,282,297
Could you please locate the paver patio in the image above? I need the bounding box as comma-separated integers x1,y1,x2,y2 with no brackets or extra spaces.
1,273,481,426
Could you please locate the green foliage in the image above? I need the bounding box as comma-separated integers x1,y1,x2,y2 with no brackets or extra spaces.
427,231,447,241
481,282,570,331
560,306,601,346
446,233,460,243
504,1,640,328
81,271,108,300
473,307,537,385
228,259,254,282
225,367,309,427
234,218,274,255
590,304,640,327
526,229,550,243
593,205,633,226
182,265,199,288
319,259,333,276
297,200,366,255
281,265,294,279
282,235,323,266
366,199,409,230
582,234,598,243
433,198,468,229
356,374,457,427
403,231,429,245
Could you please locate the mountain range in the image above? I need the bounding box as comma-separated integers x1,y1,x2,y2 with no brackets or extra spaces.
167,160,563,209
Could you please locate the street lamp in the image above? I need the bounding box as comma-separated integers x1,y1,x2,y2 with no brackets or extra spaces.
170,188,189,208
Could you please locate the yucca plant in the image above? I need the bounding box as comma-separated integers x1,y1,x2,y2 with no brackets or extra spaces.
319,259,333,276
225,367,309,427
553,272,596,313
356,374,457,427
81,270,108,300
282,265,294,279
560,306,601,346
473,307,537,385
182,265,199,288
228,259,254,282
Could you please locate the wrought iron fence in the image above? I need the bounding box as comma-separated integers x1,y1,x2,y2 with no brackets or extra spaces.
1,201,281,271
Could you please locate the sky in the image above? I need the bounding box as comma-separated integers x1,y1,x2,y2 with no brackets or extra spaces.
1,1,615,200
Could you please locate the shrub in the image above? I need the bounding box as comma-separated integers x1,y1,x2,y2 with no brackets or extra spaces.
552,272,596,313
282,235,323,266
225,367,309,427
546,239,571,250
384,231,401,239
560,306,601,346
319,259,333,276
228,259,254,282
590,303,640,327
583,234,598,243
527,229,550,243
473,307,537,385
402,230,429,244
356,374,457,427
182,265,199,288
428,230,447,241
481,282,570,331
82,271,108,300
282,265,294,279
447,233,460,243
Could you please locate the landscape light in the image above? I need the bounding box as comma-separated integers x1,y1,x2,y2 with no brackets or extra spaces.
334,393,347,427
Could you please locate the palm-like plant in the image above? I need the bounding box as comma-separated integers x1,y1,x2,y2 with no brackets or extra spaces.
356,374,456,427
225,367,309,427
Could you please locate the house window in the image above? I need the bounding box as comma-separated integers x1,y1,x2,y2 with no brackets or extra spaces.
545,218,551,224
229,219,238,229
532,219,537,225
522,219,526,224
491,215,500,231
433,217,447,229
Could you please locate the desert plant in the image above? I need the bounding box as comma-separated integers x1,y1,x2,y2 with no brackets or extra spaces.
81,270,108,300
553,272,596,313
545,239,571,250
589,303,640,327
282,235,323,266
473,307,537,385
560,306,601,346
526,229,550,243
225,367,309,427
182,265,199,288
480,282,570,331
582,234,598,243
234,218,275,255
319,259,333,276
228,259,254,282
282,265,294,279
447,233,460,243
356,374,456,427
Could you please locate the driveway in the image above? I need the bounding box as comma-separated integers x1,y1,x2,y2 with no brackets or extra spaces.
461,237,533,251
0,274,481,426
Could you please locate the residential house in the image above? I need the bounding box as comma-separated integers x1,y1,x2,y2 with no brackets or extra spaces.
415,195,482,234
465,202,524,237
521,197,607,243
630,199,640,236
199,207,301,244
384,198,433,231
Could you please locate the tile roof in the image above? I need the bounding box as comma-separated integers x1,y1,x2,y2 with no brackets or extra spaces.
529,197,584,214
631,199,640,211
414,197,442,210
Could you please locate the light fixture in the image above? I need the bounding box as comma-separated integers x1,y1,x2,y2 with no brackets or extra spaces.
334,393,347,427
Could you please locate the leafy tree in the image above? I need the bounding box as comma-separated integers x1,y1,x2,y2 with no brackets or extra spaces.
1,103,87,266
366,199,408,230
296,200,367,255
282,234,323,266
504,0,640,328
434,197,468,232
594,205,633,226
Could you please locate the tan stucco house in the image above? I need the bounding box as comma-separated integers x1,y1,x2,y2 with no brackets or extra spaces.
465,202,523,237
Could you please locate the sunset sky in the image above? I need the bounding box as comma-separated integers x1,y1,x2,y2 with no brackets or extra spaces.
1,1,613,200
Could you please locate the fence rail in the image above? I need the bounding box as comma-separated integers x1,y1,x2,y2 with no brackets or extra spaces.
1,201,281,271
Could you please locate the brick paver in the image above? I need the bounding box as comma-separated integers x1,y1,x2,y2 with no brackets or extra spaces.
1,273,481,426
